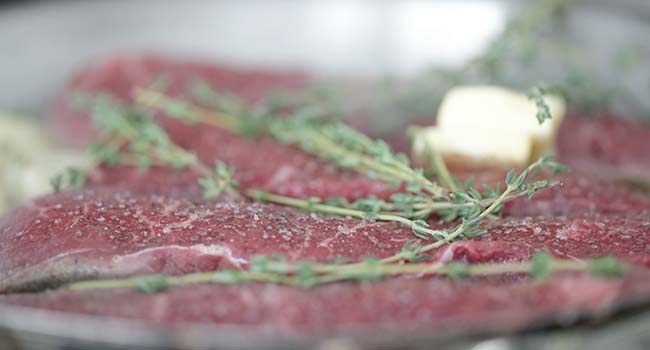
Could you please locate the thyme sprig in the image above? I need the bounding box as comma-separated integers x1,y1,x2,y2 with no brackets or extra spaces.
61,85,573,292
83,94,563,243
198,161,240,200
65,252,627,292
87,94,197,170
131,86,564,239
81,95,448,238
134,87,447,198
65,74,565,243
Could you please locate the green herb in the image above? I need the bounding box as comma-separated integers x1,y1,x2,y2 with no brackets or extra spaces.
295,262,319,288
66,254,626,292
212,270,243,284
50,167,87,193
419,136,460,192
69,82,566,291
133,274,170,293
132,87,564,239
245,189,446,240
590,256,625,278
71,88,566,242
399,239,431,263
199,161,239,199
530,251,553,280
189,79,246,117
264,82,346,122
446,262,470,280
136,87,447,199
528,84,553,125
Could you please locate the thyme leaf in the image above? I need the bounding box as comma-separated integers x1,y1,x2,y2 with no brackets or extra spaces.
132,274,170,293
590,256,625,278
50,167,87,193
446,262,470,280
199,161,239,199
528,84,553,125
530,251,553,280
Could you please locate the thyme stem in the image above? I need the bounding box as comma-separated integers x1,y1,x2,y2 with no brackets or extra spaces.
430,147,459,192
133,87,447,198
245,189,447,239
66,255,625,292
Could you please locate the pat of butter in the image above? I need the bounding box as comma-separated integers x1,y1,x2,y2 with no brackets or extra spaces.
413,127,534,165
414,85,566,166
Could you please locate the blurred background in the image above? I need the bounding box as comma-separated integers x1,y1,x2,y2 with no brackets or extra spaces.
0,0,649,115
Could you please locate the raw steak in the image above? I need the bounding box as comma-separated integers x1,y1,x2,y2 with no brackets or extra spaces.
0,189,413,293
558,115,650,183
84,128,395,201
48,54,650,188
47,54,307,147
3,188,650,293
477,170,650,217
47,54,650,202
11,53,650,339
3,269,650,336
384,113,650,182
48,54,395,200
87,163,650,216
